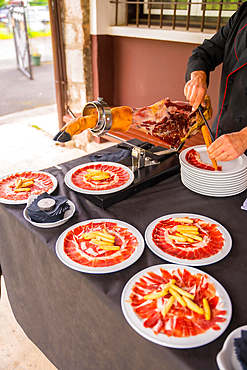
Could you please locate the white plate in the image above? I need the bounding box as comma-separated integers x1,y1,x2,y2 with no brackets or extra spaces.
181,166,247,183
121,264,232,348
145,213,232,266
23,195,75,228
181,170,247,190
0,171,57,205
217,325,247,370
180,146,247,174
64,162,134,195
181,176,247,197
55,218,145,274
181,180,247,197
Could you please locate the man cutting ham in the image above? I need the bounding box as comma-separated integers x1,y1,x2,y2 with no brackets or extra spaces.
184,1,247,162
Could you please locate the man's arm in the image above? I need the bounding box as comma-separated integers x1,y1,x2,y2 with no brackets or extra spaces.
184,12,235,110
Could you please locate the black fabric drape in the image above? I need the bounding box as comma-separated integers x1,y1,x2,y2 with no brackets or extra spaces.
1,143,247,370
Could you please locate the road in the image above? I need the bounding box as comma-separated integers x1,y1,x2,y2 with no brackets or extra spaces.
0,37,56,117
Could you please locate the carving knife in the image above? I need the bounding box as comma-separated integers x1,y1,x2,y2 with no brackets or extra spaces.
198,105,215,142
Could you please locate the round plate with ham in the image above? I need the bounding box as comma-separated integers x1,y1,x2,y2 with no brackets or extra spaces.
121,264,232,348
64,162,134,195
0,171,57,205
55,218,145,274
180,145,247,174
145,213,232,266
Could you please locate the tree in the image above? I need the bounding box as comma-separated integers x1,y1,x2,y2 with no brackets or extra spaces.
29,0,48,6
0,0,8,9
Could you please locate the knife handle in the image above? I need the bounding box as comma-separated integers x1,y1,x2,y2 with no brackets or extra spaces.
198,105,215,142
201,125,218,170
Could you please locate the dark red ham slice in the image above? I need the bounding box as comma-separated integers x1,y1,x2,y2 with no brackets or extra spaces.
185,148,222,171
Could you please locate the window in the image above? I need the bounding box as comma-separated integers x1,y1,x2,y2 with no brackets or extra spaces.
110,0,244,32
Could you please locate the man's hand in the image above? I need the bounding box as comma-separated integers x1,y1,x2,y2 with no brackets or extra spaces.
184,71,207,112
207,128,247,161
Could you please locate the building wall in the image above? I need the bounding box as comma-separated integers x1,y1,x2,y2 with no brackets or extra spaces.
59,0,222,127
60,0,93,114
95,35,222,125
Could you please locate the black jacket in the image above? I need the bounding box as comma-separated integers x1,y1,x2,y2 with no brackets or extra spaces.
186,2,247,139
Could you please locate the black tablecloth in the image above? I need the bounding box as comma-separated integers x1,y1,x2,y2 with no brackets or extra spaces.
0,142,247,370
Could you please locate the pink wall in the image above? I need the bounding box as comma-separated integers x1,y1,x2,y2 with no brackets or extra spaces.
94,35,222,125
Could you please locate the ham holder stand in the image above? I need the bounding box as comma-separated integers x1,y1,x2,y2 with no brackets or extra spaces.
64,98,181,208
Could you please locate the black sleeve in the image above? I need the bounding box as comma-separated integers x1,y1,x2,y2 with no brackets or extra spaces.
185,6,239,84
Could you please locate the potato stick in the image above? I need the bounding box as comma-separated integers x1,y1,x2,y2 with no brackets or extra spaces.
94,234,114,240
91,239,115,246
20,181,34,188
169,288,186,307
98,245,120,251
144,279,176,300
14,188,31,192
170,284,195,300
183,296,204,315
203,298,211,320
15,179,23,188
176,233,194,243
95,235,115,243
168,235,187,242
81,231,115,243
178,230,199,235
201,125,218,170
173,218,193,224
22,178,34,183
161,296,175,317
144,288,169,300
88,174,110,181
86,169,103,174
85,170,109,177
81,232,98,240
186,237,195,243
93,231,115,240
179,232,203,241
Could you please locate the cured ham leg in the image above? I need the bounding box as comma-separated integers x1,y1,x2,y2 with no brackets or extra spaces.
54,96,212,149
131,95,212,148
131,98,197,148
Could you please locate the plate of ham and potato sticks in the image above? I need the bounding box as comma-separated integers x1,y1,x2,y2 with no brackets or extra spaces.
0,171,57,205
145,213,232,266
121,264,232,348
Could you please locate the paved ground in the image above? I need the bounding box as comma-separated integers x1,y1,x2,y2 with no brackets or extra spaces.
0,37,56,116
0,37,114,369
0,108,115,370
0,105,114,370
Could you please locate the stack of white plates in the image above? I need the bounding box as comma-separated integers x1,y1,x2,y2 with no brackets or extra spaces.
179,145,247,197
